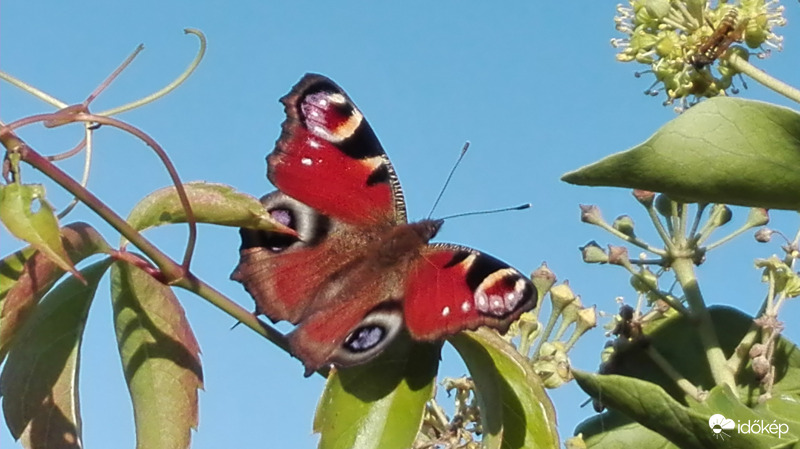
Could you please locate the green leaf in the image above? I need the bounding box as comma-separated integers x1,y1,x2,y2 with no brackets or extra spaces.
561,97,800,210
575,408,675,449
0,223,110,364
126,181,293,233
450,328,559,449
313,338,439,449
574,372,792,448
0,183,82,279
0,259,112,448
575,307,800,447
111,262,203,449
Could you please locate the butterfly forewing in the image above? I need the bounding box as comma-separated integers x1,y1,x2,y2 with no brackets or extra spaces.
269,74,406,226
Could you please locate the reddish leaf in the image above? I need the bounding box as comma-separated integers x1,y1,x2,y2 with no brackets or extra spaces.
0,259,112,449
110,262,203,449
0,223,110,363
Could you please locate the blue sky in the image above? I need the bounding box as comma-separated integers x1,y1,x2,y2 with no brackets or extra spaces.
2,1,800,447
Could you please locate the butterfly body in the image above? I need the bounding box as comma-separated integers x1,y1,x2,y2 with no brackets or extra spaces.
232,74,535,375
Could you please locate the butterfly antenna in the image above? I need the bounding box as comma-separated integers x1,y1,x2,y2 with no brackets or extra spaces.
427,141,470,219
440,203,531,221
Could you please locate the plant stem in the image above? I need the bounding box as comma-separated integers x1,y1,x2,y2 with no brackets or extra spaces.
175,272,290,353
0,70,68,109
727,289,769,374
6,136,183,281
593,219,667,256
646,346,704,401
645,203,677,253
97,29,206,117
671,257,738,397
3,133,298,367
728,53,800,104
532,304,563,358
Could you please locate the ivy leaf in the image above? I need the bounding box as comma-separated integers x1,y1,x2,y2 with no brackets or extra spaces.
0,259,112,449
573,372,792,448
110,262,203,449
126,181,295,233
575,307,800,447
0,183,82,280
0,222,110,364
313,338,439,449
450,328,559,449
562,97,800,210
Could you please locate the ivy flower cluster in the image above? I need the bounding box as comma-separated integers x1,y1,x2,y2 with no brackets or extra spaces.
612,0,786,108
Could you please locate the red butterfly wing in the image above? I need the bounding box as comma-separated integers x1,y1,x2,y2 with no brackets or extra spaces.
269,74,406,226
235,75,534,375
403,244,536,340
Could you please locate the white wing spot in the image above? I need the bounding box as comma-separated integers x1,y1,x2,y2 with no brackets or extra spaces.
318,98,328,107
441,306,451,317
328,93,346,104
461,301,471,313
309,139,321,149
301,157,312,166
476,294,488,309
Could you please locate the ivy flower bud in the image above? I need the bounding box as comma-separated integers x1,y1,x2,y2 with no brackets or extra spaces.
613,215,636,238
654,194,674,217
580,204,604,225
632,189,656,207
607,245,630,266
549,282,578,313
580,241,609,264
745,208,770,228
630,267,658,293
708,203,733,227
531,263,557,296
754,228,774,243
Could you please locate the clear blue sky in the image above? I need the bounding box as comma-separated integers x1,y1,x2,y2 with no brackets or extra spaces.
2,1,800,447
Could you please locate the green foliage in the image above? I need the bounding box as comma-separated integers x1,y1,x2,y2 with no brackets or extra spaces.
563,98,800,210
450,329,559,448
0,260,112,447
126,182,291,235
111,262,203,449
4,6,800,448
314,339,439,449
0,223,110,363
575,307,800,448
0,184,81,279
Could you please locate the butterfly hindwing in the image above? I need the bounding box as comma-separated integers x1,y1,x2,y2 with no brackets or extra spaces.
403,244,536,340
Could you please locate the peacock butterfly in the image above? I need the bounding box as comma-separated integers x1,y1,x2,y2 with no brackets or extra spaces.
231,74,536,376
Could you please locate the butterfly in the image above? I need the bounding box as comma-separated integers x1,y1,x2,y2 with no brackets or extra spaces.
231,74,536,376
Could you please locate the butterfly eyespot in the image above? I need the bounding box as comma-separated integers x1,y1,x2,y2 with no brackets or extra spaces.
474,270,533,317
330,305,403,367
344,326,385,352
268,208,295,229
258,208,296,253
